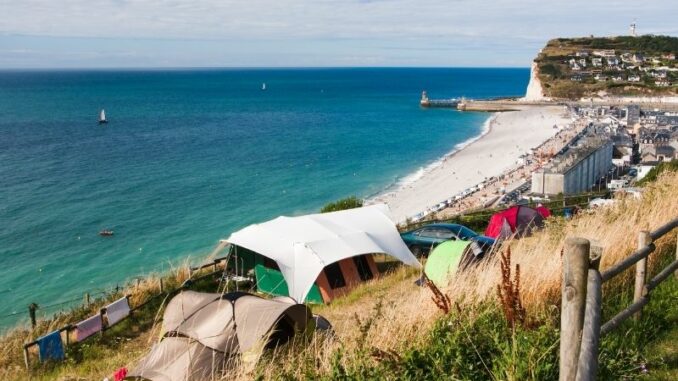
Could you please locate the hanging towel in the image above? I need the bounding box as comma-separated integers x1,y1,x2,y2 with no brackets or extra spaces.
105,297,130,326
75,314,103,342
37,330,65,362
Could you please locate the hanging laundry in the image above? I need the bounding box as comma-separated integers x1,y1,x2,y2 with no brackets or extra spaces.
74,314,103,342
105,297,130,326
37,330,65,362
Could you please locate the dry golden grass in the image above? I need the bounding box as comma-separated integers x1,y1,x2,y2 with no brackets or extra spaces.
0,260,194,380
251,171,678,379
2,171,677,380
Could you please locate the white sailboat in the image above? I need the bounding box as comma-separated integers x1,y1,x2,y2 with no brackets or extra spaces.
261,83,266,91
99,109,108,124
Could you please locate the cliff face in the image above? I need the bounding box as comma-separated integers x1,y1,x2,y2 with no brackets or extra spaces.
523,61,546,101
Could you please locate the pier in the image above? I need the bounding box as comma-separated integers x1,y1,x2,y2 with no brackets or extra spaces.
420,91,460,108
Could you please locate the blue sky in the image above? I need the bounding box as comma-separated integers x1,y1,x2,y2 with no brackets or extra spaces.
0,0,676,68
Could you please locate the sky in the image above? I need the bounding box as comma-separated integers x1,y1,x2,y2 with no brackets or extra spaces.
0,0,677,68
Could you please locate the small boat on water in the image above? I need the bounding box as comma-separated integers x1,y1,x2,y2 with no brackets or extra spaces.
99,229,114,237
261,83,266,91
99,109,108,124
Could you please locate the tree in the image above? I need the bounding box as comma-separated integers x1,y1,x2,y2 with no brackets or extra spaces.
320,196,363,213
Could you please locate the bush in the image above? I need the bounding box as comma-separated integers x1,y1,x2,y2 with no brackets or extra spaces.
539,63,561,78
321,196,364,213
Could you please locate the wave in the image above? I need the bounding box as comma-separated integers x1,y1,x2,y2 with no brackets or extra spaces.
367,114,495,204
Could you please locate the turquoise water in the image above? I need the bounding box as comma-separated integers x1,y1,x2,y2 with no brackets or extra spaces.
0,68,528,327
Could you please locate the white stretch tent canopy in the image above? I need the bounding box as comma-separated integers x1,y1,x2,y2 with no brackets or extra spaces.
224,204,421,302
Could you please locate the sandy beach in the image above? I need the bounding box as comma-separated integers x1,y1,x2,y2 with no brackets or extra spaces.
373,106,575,222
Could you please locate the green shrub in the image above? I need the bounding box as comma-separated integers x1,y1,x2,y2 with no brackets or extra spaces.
321,196,364,213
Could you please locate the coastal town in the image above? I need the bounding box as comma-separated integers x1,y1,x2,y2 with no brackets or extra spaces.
2,21,677,380
400,103,678,224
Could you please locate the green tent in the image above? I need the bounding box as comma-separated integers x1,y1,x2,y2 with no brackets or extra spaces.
424,240,472,287
227,246,324,304
254,264,324,304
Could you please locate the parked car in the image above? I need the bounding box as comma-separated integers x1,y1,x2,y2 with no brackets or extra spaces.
400,223,496,257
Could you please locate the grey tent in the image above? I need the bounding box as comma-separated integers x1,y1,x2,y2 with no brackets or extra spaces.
127,291,311,381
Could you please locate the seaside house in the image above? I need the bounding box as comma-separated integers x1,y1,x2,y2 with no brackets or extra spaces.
593,49,616,58
656,115,678,127
641,145,676,164
639,129,671,152
606,56,620,66
662,53,676,60
628,75,641,82
592,58,603,67
632,53,646,63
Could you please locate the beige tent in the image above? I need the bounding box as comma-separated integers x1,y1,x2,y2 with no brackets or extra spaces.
127,291,311,381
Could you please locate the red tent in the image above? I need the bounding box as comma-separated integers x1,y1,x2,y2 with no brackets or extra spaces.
484,205,550,239
535,205,551,218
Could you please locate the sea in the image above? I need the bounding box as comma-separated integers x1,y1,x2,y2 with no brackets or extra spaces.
0,68,528,328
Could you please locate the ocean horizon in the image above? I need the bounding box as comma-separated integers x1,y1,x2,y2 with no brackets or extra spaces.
0,67,529,328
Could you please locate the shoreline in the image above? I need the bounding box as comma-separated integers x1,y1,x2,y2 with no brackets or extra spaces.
367,114,496,202
369,105,575,223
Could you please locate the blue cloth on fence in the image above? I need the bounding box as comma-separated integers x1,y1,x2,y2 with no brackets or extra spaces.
37,330,65,362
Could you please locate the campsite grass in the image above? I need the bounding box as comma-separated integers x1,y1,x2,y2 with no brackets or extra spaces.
1,171,677,380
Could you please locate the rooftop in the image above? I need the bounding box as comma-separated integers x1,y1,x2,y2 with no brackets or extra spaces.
539,135,612,174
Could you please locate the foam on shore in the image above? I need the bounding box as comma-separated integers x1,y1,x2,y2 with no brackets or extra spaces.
368,115,495,203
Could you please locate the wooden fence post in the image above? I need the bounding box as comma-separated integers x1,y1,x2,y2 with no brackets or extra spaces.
84,293,90,307
28,303,38,329
675,231,678,280
159,278,164,293
560,237,591,381
576,246,603,381
23,345,30,370
634,231,650,320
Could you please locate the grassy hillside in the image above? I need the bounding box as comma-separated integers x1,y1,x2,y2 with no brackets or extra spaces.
2,172,677,380
534,35,678,99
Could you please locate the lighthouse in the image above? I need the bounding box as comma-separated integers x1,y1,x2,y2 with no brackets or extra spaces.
630,20,637,37
420,91,430,106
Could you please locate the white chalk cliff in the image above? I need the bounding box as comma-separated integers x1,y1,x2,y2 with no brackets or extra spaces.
523,61,546,101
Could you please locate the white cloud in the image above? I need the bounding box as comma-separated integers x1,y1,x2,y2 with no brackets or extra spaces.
0,0,676,67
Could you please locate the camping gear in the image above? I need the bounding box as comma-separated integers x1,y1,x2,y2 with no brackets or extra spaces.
105,297,130,326
74,314,103,342
313,314,333,332
424,240,474,287
114,367,128,381
37,330,65,362
254,263,324,304
224,204,421,302
127,291,312,381
484,205,550,239
535,205,551,218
